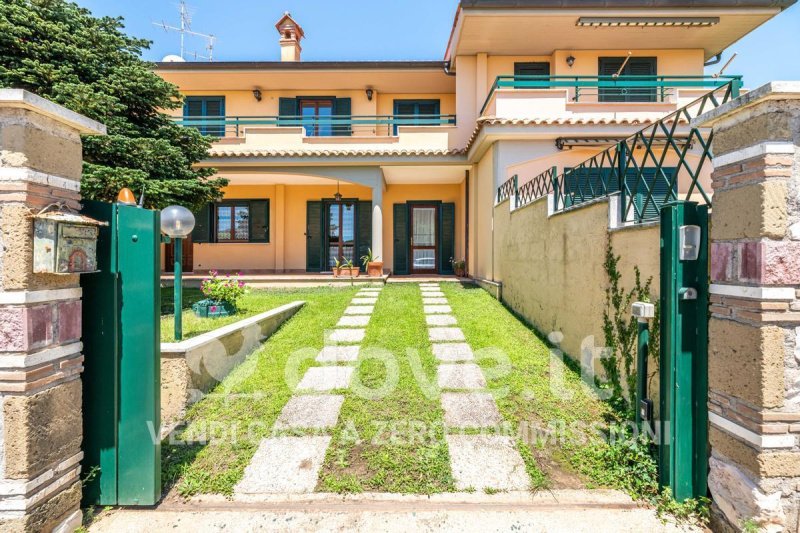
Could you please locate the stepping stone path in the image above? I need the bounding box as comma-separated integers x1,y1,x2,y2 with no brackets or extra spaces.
420,283,531,493
235,284,384,496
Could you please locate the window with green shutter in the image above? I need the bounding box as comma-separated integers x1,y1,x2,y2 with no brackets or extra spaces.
278,97,352,136
392,100,441,135
193,200,270,243
183,96,225,136
598,57,657,102
514,62,551,89
393,204,409,275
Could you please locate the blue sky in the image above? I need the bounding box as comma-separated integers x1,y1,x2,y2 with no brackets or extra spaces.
78,0,799,88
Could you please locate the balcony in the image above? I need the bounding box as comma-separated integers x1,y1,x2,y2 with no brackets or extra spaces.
480,75,742,122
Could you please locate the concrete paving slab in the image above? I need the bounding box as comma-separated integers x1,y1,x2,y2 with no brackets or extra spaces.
316,345,360,363
424,305,452,314
446,435,531,491
352,297,378,305
337,315,371,327
344,306,374,315
437,364,486,389
297,366,354,391
274,395,345,430
428,327,466,342
441,393,503,428
432,343,474,362
234,436,331,494
420,291,445,297
426,314,457,326
422,297,449,305
327,329,366,344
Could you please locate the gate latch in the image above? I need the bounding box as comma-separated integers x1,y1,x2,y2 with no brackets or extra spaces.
679,287,698,300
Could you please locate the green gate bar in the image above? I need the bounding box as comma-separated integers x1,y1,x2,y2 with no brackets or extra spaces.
659,201,709,501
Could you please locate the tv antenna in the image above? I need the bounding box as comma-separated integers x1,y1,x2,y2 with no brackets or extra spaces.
154,1,216,61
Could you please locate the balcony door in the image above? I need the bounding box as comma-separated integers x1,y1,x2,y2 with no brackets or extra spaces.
410,205,438,274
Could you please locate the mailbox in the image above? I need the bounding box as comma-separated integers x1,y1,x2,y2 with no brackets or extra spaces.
33,211,106,274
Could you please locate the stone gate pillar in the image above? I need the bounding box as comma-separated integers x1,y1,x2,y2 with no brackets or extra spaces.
696,82,800,532
0,90,105,532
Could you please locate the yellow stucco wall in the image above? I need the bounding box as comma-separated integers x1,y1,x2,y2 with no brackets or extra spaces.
492,196,660,361
470,146,496,280
191,182,465,273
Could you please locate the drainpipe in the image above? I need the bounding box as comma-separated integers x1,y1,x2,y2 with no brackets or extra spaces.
443,60,456,77
703,53,722,67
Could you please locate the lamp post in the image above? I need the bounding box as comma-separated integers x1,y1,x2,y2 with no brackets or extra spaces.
160,206,195,341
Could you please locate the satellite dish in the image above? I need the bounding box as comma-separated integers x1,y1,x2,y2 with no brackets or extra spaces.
161,54,186,63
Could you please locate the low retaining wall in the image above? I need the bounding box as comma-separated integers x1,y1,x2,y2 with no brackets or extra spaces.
160,301,304,424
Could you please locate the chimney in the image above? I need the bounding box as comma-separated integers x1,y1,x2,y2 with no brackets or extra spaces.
275,12,304,62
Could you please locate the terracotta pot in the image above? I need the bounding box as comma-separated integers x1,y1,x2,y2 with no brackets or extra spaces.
454,266,466,277
334,267,359,278
367,261,383,277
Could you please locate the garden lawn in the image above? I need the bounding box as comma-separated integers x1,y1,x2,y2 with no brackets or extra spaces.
159,287,333,342
440,282,614,489
161,285,359,496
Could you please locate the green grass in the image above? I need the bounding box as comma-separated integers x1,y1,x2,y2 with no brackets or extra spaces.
319,283,454,494
441,282,613,489
161,285,359,496
160,286,345,342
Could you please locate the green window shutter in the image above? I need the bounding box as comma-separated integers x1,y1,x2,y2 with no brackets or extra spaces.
332,98,351,136
306,201,323,272
626,167,676,221
392,100,441,135
393,204,409,275
514,62,551,89
627,57,657,102
356,201,372,271
279,97,298,126
191,203,213,243
439,203,456,275
248,200,270,243
183,96,225,136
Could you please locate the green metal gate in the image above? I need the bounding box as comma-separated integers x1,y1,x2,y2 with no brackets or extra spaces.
659,202,709,501
80,201,161,506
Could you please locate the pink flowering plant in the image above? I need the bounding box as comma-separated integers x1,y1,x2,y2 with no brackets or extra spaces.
200,271,247,308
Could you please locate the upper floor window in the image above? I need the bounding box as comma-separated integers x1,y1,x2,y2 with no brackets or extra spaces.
514,62,551,89
279,97,352,136
392,100,441,135
598,57,657,103
183,96,225,137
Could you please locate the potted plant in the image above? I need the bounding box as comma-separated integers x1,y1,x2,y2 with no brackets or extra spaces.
333,257,360,278
360,248,383,277
450,258,466,277
192,271,247,318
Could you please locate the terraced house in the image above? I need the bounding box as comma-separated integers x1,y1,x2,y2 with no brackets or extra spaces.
157,0,787,278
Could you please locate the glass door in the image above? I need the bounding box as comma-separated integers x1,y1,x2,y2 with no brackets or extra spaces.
299,99,333,136
327,202,356,270
410,205,438,274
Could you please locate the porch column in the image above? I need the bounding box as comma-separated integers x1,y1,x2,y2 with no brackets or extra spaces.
371,184,383,264
0,90,105,531
695,82,800,532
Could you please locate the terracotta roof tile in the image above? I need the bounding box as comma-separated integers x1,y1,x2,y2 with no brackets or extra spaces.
207,147,467,158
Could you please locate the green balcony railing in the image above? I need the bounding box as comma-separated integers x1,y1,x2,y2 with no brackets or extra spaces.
480,75,742,115
175,114,457,138
496,79,741,224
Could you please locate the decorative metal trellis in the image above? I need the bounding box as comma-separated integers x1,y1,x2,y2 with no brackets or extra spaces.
497,79,741,223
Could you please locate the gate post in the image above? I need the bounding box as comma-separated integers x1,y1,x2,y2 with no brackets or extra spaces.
0,91,105,531
695,82,800,531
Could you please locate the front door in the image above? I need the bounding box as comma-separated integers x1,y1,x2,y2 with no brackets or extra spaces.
410,205,438,274
327,201,356,269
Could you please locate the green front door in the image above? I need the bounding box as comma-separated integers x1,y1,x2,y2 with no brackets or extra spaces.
393,202,456,275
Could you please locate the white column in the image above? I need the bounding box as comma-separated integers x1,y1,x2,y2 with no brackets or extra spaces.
371,184,383,262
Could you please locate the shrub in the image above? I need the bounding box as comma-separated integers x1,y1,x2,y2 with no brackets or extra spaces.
200,271,246,307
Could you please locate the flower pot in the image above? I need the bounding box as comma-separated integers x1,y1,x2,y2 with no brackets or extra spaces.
333,267,360,278
366,261,383,277
454,266,466,277
192,299,236,318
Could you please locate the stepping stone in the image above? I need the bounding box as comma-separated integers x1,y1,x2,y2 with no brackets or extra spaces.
327,329,365,344
357,291,380,297
421,291,445,297
426,314,457,326
274,395,345,430
420,283,440,288
235,436,331,494
297,366,354,391
437,364,486,389
424,305,452,314
337,315,370,327
429,327,465,342
441,392,503,428
446,435,530,491
351,297,378,305
423,297,448,305
432,343,474,362
344,306,374,315
316,345,360,363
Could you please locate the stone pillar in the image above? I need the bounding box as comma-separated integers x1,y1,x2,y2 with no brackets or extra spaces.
0,90,105,532
371,183,383,265
695,82,800,532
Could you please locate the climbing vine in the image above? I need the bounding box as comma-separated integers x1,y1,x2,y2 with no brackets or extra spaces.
599,239,660,417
